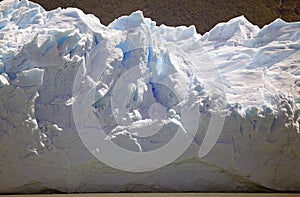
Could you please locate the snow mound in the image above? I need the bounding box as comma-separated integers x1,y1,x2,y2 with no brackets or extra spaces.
0,0,300,193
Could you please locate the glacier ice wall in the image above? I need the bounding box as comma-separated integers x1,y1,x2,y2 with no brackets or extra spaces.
0,0,300,193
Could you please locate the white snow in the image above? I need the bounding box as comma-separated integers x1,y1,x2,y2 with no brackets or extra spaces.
0,0,300,193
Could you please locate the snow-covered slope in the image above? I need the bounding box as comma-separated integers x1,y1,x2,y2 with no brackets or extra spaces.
0,0,300,193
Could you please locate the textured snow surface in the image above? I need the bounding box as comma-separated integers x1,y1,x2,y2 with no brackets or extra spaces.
0,0,300,193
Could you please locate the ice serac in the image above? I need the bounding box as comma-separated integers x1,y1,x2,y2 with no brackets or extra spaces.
0,0,300,193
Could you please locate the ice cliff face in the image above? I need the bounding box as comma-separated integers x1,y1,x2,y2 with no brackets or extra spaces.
0,0,300,193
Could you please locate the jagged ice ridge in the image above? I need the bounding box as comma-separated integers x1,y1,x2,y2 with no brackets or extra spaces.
0,0,300,193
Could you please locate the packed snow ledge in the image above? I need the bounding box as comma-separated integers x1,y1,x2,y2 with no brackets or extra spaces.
0,0,300,193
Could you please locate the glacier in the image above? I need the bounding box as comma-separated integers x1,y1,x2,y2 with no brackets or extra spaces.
0,0,300,193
